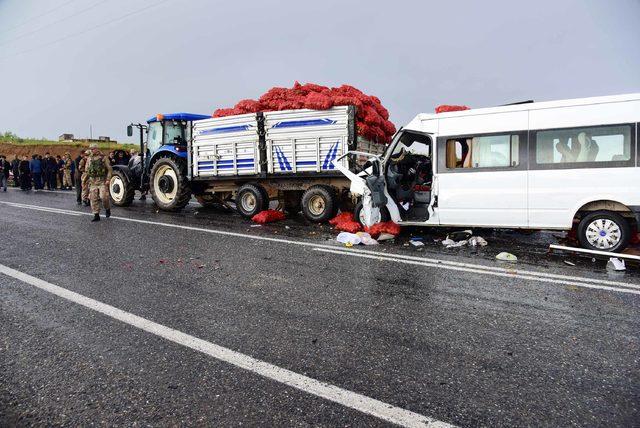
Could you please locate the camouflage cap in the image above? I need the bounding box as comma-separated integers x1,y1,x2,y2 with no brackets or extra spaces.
89,143,98,149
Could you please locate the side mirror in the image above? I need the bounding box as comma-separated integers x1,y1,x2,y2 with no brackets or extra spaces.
127,125,133,137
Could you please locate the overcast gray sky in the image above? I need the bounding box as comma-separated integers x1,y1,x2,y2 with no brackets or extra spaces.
0,0,638,144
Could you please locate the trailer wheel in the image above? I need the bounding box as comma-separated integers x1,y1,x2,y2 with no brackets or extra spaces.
149,157,191,211
354,201,390,226
301,185,337,223
109,170,135,207
577,210,630,252
236,183,266,218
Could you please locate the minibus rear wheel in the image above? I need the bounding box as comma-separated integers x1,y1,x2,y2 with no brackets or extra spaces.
577,210,630,252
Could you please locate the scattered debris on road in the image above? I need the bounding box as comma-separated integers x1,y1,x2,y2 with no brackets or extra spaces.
377,233,395,241
336,231,378,246
442,237,466,248
441,233,487,248
607,257,626,271
336,232,362,246
409,239,425,247
496,252,518,262
468,236,488,247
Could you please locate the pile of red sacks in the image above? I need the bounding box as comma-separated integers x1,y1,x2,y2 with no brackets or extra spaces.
435,105,470,114
329,212,401,238
329,212,362,233
366,221,401,238
252,210,286,224
213,82,396,145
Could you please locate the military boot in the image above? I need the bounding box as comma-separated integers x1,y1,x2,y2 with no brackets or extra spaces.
91,214,100,222
106,209,111,218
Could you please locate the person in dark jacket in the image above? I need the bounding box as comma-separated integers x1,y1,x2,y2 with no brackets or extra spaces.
0,155,10,192
30,154,42,190
47,155,58,189
42,152,52,190
19,156,31,190
11,156,20,187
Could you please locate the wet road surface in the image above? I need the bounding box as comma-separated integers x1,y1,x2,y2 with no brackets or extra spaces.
1,188,639,427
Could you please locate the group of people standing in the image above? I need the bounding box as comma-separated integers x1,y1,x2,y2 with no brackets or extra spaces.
0,145,127,222
13,152,75,192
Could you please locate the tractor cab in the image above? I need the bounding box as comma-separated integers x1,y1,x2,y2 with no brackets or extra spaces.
136,113,211,161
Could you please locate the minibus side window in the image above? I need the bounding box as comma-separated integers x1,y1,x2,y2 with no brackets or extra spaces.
534,125,632,166
445,134,519,169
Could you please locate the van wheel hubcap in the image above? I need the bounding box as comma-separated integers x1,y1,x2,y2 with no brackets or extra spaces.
585,219,621,249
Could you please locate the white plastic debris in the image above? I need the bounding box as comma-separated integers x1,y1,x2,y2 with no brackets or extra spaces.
607,257,626,271
441,238,456,247
409,237,425,247
336,232,362,246
496,252,518,262
442,238,467,248
356,232,378,246
468,236,488,247
377,233,395,241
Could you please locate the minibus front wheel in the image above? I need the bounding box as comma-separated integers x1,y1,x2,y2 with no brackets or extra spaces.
577,210,630,252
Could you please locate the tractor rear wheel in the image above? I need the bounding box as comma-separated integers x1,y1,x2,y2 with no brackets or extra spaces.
149,157,191,211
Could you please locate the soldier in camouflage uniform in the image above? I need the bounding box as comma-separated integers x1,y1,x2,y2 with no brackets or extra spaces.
62,153,73,190
85,144,113,222
81,150,90,205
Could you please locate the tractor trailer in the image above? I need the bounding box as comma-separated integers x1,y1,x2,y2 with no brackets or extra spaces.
111,106,384,222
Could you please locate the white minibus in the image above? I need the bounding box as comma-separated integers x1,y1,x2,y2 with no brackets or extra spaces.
336,93,640,252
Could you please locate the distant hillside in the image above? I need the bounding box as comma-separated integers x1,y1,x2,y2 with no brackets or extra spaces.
0,132,136,159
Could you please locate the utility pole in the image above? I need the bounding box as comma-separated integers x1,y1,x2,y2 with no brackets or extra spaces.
89,124,93,140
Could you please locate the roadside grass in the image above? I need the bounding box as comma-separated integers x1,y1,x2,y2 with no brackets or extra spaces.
0,136,137,151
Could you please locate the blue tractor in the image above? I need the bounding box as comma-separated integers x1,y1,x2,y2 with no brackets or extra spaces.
110,113,210,211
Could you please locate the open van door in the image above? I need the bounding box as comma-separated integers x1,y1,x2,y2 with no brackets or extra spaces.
333,151,401,226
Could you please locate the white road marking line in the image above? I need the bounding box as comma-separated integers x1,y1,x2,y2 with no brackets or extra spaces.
6,186,199,205
1,201,83,216
1,200,639,294
0,264,452,428
313,248,640,296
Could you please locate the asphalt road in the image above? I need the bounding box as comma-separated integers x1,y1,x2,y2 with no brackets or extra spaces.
1,188,639,427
